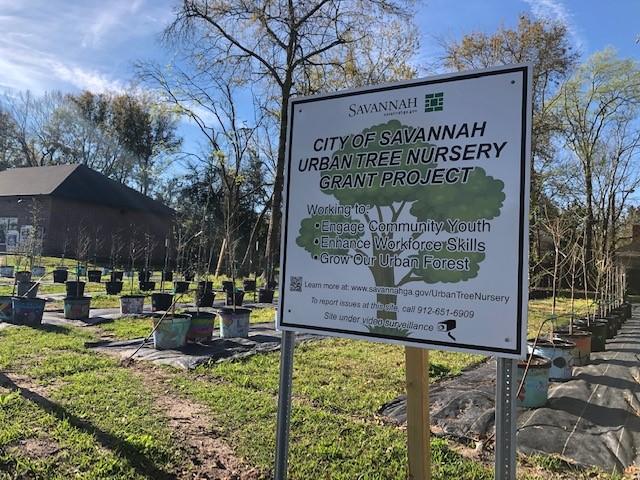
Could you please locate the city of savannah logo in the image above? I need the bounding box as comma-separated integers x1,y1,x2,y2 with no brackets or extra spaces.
425,92,444,112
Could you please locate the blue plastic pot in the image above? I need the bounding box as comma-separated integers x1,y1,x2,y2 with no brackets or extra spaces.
153,314,191,350
528,339,576,381
11,297,45,326
516,355,551,408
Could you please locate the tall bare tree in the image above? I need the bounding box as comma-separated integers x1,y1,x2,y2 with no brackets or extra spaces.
0,91,64,167
441,14,579,286
164,0,418,283
555,48,640,287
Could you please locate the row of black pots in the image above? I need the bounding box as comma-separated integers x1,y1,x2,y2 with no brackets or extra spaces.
51,270,177,284
65,279,274,303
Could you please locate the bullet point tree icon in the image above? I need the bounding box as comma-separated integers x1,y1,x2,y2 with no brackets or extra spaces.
296,120,506,337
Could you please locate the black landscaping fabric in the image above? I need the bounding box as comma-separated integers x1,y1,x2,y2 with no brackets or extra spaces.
36,306,317,369
85,322,322,369
379,307,640,472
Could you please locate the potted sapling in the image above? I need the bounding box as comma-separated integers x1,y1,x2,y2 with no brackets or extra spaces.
105,232,123,295
193,189,215,310
10,238,46,326
139,233,156,292
10,213,46,325
528,213,576,381
63,226,91,320
162,236,173,282
214,149,250,338
53,229,70,283
553,241,591,366
194,227,214,309
120,234,145,315
152,236,173,311
173,226,193,294
27,199,46,279
87,227,103,282
15,227,38,298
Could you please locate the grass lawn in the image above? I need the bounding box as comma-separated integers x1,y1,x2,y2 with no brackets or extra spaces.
0,297,627,479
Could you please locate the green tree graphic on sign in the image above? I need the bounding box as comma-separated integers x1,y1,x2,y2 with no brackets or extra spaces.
296,120,505,337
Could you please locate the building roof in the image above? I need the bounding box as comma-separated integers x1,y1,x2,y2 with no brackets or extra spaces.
0,164,174,216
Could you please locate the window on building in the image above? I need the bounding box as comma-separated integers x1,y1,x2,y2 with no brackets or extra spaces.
0,217,18,245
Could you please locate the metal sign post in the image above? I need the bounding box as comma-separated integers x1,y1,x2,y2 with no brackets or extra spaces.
495,357,517,480
274,331,295,480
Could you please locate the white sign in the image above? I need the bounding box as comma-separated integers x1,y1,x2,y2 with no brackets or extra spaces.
278,65,532,358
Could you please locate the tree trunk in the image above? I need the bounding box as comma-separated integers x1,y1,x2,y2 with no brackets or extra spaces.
240,202,269,271
264,82,292,285
215,238,226,277
584,160,594,290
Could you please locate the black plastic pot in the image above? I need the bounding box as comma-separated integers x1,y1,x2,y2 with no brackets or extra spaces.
105,281,123,295
575,319,608,352
53,269,68,283
195,282,215,308
258,288,274,303
140,281,156,292
174,281,189,294
243,279,256,292
87,270,102,283
226,290,245,306
222,280,234,293
151,292,174,311
65,281,85,298
162,270,173,282
184,271,194,281
17,281,38,298
15,271,32,283
110,271,124,282
138,270,152,282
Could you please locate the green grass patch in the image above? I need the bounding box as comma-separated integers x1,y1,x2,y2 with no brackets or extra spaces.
0,324,182,478
195,338,482,416
527,297,595,338
249,306,276,324
100,317,154,340
173,372,493,480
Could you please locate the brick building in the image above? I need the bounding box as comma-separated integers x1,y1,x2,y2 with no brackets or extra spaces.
0,164,174,265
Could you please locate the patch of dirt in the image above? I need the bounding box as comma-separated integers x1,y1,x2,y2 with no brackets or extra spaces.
0,373,59,397
8,437,61,459
132,364,264,480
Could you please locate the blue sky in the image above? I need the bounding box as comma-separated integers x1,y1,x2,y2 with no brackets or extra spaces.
1,0,639,156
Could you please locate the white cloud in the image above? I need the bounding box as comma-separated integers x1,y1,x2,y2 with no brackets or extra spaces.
0,36,124,94
523,0,586,51
50,63,125,93
82,0,146,47
0,0,173,95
